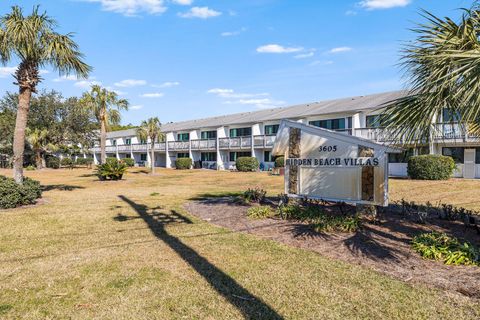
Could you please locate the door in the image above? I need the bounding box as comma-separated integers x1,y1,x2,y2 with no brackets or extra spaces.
464,148,475,179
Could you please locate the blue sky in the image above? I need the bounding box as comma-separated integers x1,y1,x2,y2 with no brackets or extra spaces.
0,0,472,125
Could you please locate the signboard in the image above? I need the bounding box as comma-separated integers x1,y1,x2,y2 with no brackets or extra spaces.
272,120,401,207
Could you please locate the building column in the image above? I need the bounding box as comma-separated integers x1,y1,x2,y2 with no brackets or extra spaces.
116,145,120,160
216,126,224,170
165,132,173,168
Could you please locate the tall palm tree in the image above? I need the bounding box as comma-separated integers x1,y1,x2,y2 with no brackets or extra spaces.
26,128,56,169
382,4,480,143
0,6,91,183
80,85,129,164
137,117,163,174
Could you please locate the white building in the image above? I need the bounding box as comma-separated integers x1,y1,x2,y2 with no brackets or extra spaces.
90,90,480,178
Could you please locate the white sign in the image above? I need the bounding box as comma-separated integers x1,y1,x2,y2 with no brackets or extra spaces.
272,120,401,207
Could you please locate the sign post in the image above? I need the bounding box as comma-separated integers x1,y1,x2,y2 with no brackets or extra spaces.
272,120,401,207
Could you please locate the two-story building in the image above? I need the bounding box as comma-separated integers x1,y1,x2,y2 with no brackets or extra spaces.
89,90,480,178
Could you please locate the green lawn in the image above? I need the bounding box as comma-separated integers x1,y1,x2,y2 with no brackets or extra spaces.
0,168,479,319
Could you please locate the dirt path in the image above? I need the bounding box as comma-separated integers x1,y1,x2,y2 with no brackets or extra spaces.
185,197,480,298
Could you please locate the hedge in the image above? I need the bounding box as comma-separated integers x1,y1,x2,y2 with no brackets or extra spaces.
0,175,42,209
275,156,285,168
46,156,60,169
76,158,94,167
176,158,192,170
123,158,135,167
236,157,259,172
60,157,74,168
407,155,455,180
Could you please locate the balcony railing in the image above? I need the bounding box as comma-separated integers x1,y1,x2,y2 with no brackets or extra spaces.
191,139,216,150
168,141,189,151
105,146,117,153
154,142,166,151
219,136,252,149
131,144,148,152
253,135,276,148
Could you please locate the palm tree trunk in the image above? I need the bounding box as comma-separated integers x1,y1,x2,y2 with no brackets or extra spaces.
151,141,155,174
100,120,106,164
12,87,32,184
35,150,43,169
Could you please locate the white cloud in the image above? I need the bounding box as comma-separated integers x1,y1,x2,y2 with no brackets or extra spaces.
221,27,247,37
131,105,144,110
226,98,286,109
359,0,411,10
39,69,50,75
82,0,167,16
329,47,352,54
172,0,193,5
207,88,268,99
256,44,303,54
140,92,164,98
115,79,147,87
294,52,315,59
179,6,221,19
152,81,180,88
74,80,102,89
345,10,358,16
53,75,78,82
0,66,17,78
310,60,334,67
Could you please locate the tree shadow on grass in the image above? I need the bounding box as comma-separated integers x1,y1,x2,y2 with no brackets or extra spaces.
41,184,85,191
117,195,283,320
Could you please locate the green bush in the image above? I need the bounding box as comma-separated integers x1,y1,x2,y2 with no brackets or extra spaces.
0,175,42,209
25,165,36,171
123,158,135,167
46,156,60,169
243,187,266,203
60,157,74,168
75,158,94,167
95,159,128,181
277,204,361,233
412,232,479,266
247,206,274,219
407,155,455,180
236,157,259,172
176,158,192,170
274,156,285,168
106,157,118,163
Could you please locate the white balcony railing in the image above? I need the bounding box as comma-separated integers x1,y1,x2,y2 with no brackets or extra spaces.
191,139,216,150
219,136,252,149
168,141,190,151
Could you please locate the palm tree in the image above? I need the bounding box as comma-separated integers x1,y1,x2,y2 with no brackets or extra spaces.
137,117,163,174
80,85,129,164
382,4,480,143
0,6,91,183
26,128,56,169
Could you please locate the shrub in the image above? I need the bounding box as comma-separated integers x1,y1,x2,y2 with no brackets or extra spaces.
0,176,42,209
412,232,479,266
274,156,285,168
277,204,361,233
95,159,128,181
76,157,94,167
236,157,259,172
407,155,455,180
46,156,60,169
176,158,192,170
123,158,135,167
60,157,74,168
243,187,266,203
25,165,36,171
247,206,274,219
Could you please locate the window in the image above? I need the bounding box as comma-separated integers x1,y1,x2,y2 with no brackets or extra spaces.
388,148,414,163
443,147,464,163
264,151,274,162
417,147,430,156
309,118,345,130
442,109,461,123
177,153,189,159
264,125,279,136
201,131,217,139
201,152,217,161
126,154,131,159
140,154,147,161
112,140,117,146
230,127,252,137
366,115,383,128
229,151,251,162
125,138,131,145
140,138,147,144
177,133,190,141
476,148,480,164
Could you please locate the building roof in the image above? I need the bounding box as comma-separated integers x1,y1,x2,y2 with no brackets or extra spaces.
160,90,407,132
106,90,408,138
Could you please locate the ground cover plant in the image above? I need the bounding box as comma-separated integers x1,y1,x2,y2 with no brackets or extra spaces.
0,168,479,319
412,232,479,266
95,158,128,180
247,206,275,219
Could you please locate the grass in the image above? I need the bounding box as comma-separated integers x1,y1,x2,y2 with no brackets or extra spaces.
0,168,479,319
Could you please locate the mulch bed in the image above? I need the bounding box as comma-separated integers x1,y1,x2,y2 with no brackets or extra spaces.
184,197,480,298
